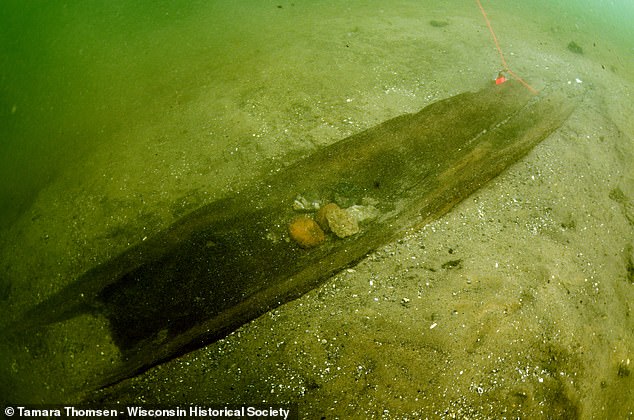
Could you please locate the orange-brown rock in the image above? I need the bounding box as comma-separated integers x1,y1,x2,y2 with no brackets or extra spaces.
288,216,325,248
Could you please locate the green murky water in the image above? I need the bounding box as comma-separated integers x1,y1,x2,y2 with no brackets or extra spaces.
1,1,632,417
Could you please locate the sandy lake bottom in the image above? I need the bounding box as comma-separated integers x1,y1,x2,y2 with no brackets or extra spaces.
1,1,632,418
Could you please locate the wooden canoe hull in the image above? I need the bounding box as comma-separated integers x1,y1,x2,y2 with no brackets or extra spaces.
14,81,574,390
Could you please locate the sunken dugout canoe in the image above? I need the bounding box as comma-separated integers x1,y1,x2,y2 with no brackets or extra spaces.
15,80,574,389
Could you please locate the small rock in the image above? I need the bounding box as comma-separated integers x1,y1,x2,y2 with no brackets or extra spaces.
288,216,325,248
567,41,583,54
618,359,631,377
316,203,359,238
429,19,449,28
347,204,379,223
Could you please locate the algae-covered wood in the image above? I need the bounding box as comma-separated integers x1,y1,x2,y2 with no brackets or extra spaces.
15,80,574,389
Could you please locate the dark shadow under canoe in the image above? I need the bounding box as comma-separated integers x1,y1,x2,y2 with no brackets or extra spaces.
13,80,575,391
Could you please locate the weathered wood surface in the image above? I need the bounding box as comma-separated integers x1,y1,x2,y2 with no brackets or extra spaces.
15,80,574,389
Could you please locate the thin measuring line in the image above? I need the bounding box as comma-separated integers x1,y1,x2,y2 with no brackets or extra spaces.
475,0,538,94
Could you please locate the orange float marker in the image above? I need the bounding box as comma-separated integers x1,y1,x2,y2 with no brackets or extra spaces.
475,0,538,94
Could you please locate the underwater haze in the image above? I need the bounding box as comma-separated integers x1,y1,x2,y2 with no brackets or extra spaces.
1,0,633,417
1,0,632,227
